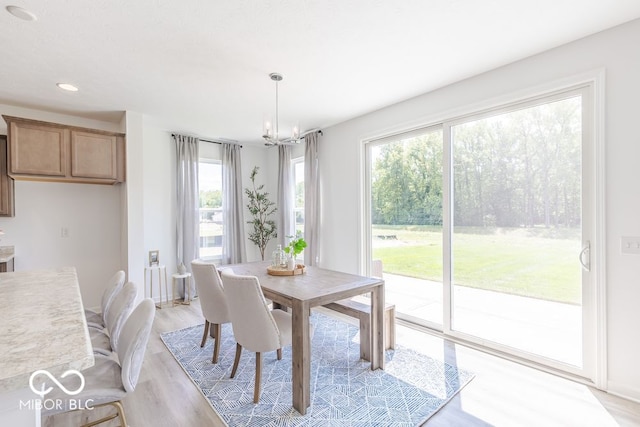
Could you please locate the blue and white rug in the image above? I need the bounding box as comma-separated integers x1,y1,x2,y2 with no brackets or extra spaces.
160,313,474,426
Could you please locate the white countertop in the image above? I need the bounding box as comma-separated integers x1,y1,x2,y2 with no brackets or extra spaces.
0,246,14,263
0,267,94,392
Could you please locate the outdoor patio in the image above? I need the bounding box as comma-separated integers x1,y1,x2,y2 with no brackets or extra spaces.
377,272,582,367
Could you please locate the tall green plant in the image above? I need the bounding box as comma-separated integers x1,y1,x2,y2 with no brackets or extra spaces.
245,166,277,260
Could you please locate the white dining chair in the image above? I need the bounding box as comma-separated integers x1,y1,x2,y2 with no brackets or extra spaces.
90,281,137,356
85,270,126,328
42,298,155,427
220,268,292,403
191,259,231,363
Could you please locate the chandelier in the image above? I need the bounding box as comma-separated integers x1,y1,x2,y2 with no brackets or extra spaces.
262,72,302,146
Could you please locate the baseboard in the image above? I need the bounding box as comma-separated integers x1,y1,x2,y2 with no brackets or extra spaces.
607,380,640,403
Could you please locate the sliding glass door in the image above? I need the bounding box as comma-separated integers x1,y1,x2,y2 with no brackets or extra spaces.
365,84,596,379
367,127,444,327
447,89,592,374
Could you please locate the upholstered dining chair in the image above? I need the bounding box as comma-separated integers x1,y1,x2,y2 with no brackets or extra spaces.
85,270,126,328
220,268,292,403
42,298,155,427
191,259,231,364
90,281,137,356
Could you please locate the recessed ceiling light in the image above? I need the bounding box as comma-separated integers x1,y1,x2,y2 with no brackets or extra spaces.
57,83,79,92
6,5,37,21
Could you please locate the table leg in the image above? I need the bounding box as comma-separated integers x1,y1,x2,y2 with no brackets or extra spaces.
163,267,169,306
184,275,191,305
370,282,385,370
145,268,150,300
172,276,177,307
291,299,310,415
151,269,162,310
157,269,163,308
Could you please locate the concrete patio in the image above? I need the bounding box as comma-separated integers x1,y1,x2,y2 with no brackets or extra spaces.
378,272,582,367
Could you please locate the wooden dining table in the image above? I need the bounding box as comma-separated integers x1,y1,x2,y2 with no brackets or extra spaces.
223,261,385,415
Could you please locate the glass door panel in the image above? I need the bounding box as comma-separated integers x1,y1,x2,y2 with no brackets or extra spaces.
368,128,443,326
450,95,584,367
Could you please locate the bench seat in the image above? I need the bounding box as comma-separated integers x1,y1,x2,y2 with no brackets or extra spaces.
323,298,396,361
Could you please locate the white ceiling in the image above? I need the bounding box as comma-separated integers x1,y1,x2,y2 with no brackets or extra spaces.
1,1,639,145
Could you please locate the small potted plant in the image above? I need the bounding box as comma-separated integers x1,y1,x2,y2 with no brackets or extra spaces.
284,232,307,270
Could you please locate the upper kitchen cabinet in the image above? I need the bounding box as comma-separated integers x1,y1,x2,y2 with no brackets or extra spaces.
2,115,125,185
0,135,15,217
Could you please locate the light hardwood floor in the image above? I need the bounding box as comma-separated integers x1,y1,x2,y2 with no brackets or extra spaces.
44,300,640,427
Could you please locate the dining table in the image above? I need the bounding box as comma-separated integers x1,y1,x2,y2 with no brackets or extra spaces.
223,261,385,415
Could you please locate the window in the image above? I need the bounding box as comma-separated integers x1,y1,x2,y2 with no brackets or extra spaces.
199,160,222,260
293,157,305,234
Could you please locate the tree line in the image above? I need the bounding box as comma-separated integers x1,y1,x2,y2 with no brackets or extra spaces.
371,97,581,228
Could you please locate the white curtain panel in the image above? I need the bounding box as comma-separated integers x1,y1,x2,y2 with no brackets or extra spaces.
277,145,294,248
174,134,199,299
222,143,246,264
304,132,320,266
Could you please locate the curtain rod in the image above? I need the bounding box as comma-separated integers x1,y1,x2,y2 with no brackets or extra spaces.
171,133,242,148
301,129,323,137
172,129,323,146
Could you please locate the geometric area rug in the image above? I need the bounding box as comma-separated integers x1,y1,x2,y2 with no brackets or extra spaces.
161,312,474,427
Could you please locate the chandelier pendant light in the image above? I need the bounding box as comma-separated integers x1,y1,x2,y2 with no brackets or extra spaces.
263,72,301,146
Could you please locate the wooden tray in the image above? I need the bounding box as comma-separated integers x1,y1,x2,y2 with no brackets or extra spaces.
267,264,305,276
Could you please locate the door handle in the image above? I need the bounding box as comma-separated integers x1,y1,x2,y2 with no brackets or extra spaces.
579,241,590,272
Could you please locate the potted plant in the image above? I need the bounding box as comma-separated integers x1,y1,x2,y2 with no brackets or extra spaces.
245,166,277,261
283,232,307,269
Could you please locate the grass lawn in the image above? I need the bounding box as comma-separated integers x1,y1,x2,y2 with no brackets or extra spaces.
372,225,581,305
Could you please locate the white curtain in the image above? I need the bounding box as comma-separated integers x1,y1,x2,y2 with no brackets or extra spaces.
174,134,199,300
277,145,294,248
222,143,246,264
304,132,320,266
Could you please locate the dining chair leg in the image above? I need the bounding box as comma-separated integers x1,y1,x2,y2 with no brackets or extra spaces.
212,323,222,364
254,352,262,403
200,320,210,347
230,343,242,378
80,400,127,427
277,348,282,360
113,401,128,427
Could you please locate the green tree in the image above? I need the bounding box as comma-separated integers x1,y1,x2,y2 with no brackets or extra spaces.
199,189,222,208
371,96,581,230
372,132,443,226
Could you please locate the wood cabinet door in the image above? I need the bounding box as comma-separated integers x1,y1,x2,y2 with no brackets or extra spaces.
70,131,118,180
0,136,15,217
9,122,68,176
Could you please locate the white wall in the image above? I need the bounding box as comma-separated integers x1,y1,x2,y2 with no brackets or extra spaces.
0,104,124,308
123,112,146,300
318,19,640,400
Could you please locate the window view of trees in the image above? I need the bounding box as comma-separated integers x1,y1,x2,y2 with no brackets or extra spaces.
371,96,581,230
372,131,443,226
453,96,581,229
200,189,222,212
370,95,583,305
